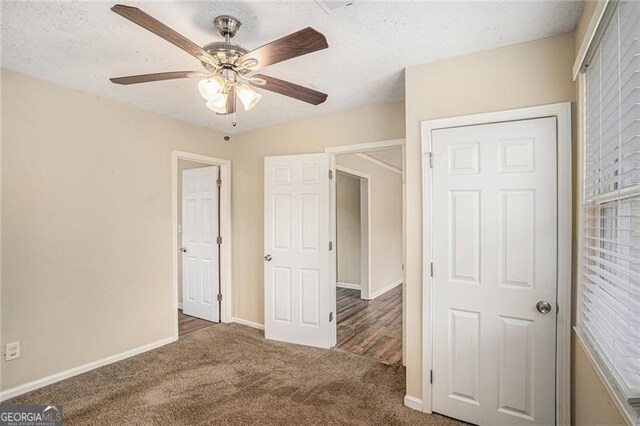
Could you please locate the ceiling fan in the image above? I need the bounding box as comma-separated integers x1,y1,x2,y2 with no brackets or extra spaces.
109,4,329,116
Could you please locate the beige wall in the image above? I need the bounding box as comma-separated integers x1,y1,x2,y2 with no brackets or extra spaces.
337,154,403,296
1,69,234,390
404,33,577,399
177,160,214,304
336,171,361,285
230,102,405,324
574,338,626,425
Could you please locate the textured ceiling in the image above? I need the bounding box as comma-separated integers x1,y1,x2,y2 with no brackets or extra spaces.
1,1,583,133
364,148,403,171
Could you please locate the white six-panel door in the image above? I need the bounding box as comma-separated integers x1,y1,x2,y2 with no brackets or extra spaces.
181,166,220,322
264,153,334,348
431,118,557,425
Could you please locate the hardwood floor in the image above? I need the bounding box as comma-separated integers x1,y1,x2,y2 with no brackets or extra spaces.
178,309,215,336
336,285,402,365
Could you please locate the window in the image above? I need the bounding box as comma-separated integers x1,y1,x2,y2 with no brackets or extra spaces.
578,0,640,415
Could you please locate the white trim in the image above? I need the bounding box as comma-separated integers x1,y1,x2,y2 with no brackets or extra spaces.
178,302,183,310
172,151,233,341
329,153,338,347
0,336,176,401
336,165,371,300
575,329,637,426
335,165,370,180
573,0,610,79
420,102,572,425
575,73,588,328
354,152,402,175
404,395,423,411
369,279,402,300
337,282,361,290
232,317,265,331
325,138,405,155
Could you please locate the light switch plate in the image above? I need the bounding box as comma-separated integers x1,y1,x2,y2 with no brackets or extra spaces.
5,341,20,361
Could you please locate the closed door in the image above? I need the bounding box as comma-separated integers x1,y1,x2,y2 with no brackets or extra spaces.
182,166,220,322
431,117,557,425
264,153,334,348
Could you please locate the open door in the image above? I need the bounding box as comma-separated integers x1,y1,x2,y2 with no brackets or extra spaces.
264,153,335,348
181,166,220,323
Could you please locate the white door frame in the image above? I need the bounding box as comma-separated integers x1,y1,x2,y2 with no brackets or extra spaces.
172,150,233,338
420,103,572,425
335,166,371,299
325,138,406,359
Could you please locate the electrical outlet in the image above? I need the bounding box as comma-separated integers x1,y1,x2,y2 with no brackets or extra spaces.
5,341,20,361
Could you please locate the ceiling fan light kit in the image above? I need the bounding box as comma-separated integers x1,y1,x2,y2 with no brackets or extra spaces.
236,84,262,111
205,95,228,114
109,4,329,121
198,76,225,101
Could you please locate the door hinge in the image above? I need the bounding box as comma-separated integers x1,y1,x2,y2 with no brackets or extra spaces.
217,293,222,302
216,236,222,245
216,178,222,187
430,262,434,277
329,241,333,251
329,312,334,322
428,152,434,168
430,370,433,384
329,169,333,180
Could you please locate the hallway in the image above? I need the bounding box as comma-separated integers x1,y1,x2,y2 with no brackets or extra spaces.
336,286,403,365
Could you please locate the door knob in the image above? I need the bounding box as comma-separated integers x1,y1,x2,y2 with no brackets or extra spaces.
179,247,187,253
264,254,272,261
536,300,552,314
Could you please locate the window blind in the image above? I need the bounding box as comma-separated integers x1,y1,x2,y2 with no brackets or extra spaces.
580,0,640,410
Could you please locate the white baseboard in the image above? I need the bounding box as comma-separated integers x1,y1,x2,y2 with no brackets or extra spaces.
404,395,423,411
370,279,402,299
0,335,177,402
232,317,265,330
177,302,183,310
337,282,361,290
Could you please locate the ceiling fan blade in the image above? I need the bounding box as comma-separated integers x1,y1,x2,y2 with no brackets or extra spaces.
110,71,205,85
239,27,328,70
111,4,217,66
251,74,327,105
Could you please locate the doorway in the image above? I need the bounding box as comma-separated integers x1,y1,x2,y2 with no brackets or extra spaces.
331,141,405,365
421,104,572,425
172,151,232,339
262,139,406,359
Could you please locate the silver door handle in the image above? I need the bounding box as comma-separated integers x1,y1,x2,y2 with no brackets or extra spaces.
536,300,552,314
179,247,187,253
264,254,272,261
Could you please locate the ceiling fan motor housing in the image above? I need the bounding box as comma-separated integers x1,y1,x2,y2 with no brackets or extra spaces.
214,15,241,38
201,16,250,73
201,41,249,72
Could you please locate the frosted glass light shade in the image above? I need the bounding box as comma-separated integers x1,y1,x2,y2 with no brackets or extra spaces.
236,84,262,111
205,93,228,114
198,76,225,101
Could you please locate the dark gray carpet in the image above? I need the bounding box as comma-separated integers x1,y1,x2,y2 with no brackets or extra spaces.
6,323,464,425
